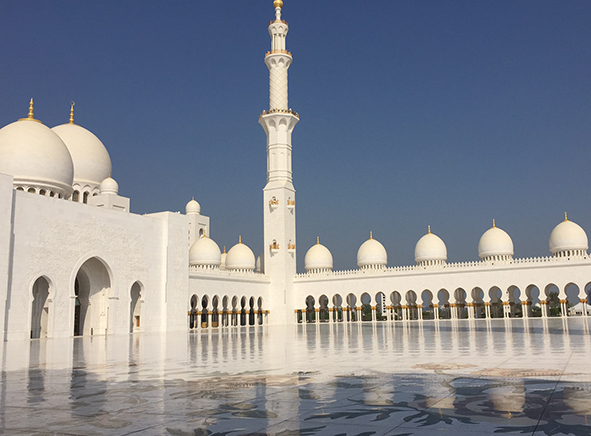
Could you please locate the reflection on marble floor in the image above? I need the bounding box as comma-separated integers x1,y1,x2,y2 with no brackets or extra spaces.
1,318,590,435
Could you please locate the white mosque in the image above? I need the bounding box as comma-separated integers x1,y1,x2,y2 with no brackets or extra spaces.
0,0,589,342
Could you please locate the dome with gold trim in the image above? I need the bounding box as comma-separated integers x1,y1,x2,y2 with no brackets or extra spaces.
304,238,333,273
478,220,514,262
0,100,74,197
549,214,588,258
357,232,387,270
52,103,111,192
415,227,447,266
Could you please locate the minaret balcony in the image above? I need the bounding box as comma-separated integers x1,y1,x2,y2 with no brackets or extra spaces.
269,197,279,211
287,199,295,209
265,50,292,58
287,243,296,253
259,108,299,120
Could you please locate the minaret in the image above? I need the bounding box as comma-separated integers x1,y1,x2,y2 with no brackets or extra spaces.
259,0,298,325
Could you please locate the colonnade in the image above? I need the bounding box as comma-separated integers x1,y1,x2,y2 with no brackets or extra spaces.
296,282,590,324
188,294,268,329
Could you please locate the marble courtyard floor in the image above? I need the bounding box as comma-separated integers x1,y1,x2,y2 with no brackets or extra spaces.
1,318,590,435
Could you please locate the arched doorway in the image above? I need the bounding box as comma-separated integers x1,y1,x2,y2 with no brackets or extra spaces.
73,257,112,336
130,282,142,333
31,277,50,339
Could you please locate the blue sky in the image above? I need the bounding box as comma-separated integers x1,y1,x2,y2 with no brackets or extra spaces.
1,1,590,271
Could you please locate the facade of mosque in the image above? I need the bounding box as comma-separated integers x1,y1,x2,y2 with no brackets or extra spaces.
0,1,590,342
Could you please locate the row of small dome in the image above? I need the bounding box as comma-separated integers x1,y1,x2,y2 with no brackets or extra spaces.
0,100,112,197
190,235,257,272
188,216,588,273
304,216,588,272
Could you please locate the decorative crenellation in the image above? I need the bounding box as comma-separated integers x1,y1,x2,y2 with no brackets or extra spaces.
189,265,269,281
294,253,591,279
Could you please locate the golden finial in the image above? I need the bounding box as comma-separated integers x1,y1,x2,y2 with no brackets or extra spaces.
204,229,207,238
19,98,41,123
370,231,373,240
428,225,431,234
492,219,496,228
316,236,320,245
239,235,242,244
69,101,75,124
273,0,283,9
223,246,226,254
28,98,34,119
564,211,568,222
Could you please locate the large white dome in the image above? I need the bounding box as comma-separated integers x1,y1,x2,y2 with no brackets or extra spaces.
415,228,447,265
226,238,256,271
52,122,111,188
0,113,74,196
304,239,333,272
549,216,588,256
478,222,514,260
189,236,221,267
357,233,387,269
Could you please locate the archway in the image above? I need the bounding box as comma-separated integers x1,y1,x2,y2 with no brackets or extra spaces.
249,297,255,325
257,297,264,325
361,293,372,321
31,277,50,339
240,296,247,326
543,284,561,317
332,294,343,322
222,296,229,326
73,257,112,336
565,283,581,316
212,296,220,327
453,288,467,319
305,295,316,323
346,293,357,322
375,292,387,321
421,290,434,320
189,294,198,329
129,282,142,333
319,295,329,322
436,289,450,319
201,295,209,327
470,287,485,318
405,290,418,320
525,285,540,317
489,286,503,318
390,291,402,320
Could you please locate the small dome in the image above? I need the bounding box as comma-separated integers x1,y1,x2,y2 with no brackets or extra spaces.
549,215,588,256
189,235,221,267
478,221,514,260
99,176,118,195
226,238,256,271
220,247,227,270
185,198,201,215
0,109,74,196
304,238,333,272
256,254,265,273
415,228,447,264
51,122,111,189
357,232,387,269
